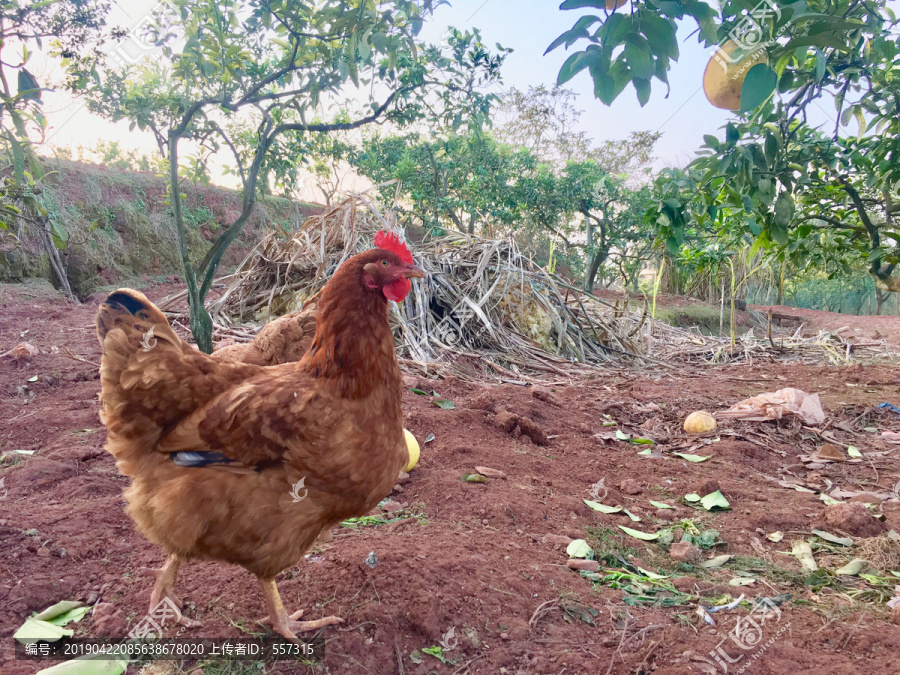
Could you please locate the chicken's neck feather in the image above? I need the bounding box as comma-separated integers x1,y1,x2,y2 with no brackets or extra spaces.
298,269,399,399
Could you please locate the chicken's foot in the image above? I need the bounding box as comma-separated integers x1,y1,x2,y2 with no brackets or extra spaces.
147,553,200,628
258,578,344,640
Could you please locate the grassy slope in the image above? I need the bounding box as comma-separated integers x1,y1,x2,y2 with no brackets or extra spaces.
0,159,321,298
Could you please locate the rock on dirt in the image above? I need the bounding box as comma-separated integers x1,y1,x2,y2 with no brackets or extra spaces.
516,416,549,445
619,478,642,495
494,411,519,433
542,534,574,548
695,479,721,496
669,542,702,563
817,503,887,538
532,387,562,406
91,602,127,637
566,559,600,572
493,411,550,445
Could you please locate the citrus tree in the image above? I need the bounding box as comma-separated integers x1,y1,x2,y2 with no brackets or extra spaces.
551,0,900,299
0,0,111,298
70,1,509,351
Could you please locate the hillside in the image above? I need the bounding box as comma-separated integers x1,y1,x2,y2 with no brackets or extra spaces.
0,159,322,298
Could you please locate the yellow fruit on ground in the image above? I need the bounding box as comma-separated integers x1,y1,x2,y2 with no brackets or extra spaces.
404,428,420,471
684,411,717,434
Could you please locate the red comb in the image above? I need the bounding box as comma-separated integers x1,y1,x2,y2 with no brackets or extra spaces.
374,230,413,265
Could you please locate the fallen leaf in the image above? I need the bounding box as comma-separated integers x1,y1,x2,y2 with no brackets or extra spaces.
818,493,843,506
700,491,731,511
684,493,701,502
615,430,629,441
834,559,866,575
566,539,593,558
700,554,733,569
816,444,846,462
618,525,660,541
27,375,38,382
635,566,668,579
766,531,784,542
750,537,767,557
636,448,662,457
410,389,428,396
777,481,816,493
1,342,38,358
675,453,712,462
717,388,825,425
424,433,436,444
812,529,853,547
789,540,818,572
649,500,675,509
847,445,861,458
728,577,756,586
624,509,642,522
13,618,74,643
583,500,623,514
33,601,85,623
461,473,487,483
433,399,456,409
33,656,127,675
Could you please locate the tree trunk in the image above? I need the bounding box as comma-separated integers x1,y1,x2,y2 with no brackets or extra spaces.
584,214,594,292
445,208,465,233
876,288,889,315
37,217,76,302
168,133,213,353
584,246,609,295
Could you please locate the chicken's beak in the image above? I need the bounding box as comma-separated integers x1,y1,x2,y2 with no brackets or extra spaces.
403,264,426,279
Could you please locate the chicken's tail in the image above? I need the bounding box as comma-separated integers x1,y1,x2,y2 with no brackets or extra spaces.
97,288,178,348
96,289,261,449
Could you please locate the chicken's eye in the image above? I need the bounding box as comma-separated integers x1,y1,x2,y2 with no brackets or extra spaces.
380,259,390,267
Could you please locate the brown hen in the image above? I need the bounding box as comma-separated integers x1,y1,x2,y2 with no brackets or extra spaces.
96,231,424,639
211,296,318,366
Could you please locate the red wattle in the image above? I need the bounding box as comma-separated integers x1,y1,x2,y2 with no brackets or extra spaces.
383,277,411,302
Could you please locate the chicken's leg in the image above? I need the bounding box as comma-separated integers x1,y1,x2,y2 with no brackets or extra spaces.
147,553,200,628
258,578,344,640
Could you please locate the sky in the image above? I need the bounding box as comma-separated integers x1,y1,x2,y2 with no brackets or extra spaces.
33,0,857,181
417,0,734,168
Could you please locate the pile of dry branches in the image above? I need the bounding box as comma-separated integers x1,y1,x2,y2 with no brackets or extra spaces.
158,191,900,379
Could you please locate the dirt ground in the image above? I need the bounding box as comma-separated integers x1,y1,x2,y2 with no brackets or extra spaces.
2,280,900,675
